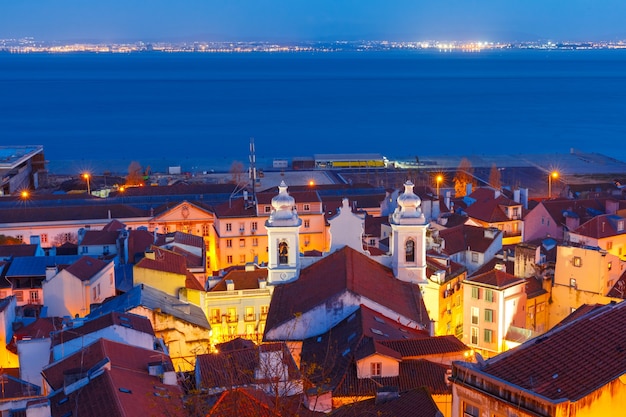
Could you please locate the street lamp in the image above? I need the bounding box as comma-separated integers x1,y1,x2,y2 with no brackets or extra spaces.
548,171,559,198
436,174,443,197
83,173,91,195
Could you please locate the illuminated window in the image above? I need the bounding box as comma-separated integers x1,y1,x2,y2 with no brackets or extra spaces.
471,307,479,325
608,261,612,271
573,257,582,267
41,234,48,244
370,362,382,376
239,238,245,247
570,278,577,288
470,327,478,345
202,224,210,236
260,305,269,319
252,237,258,247
607,241,613,250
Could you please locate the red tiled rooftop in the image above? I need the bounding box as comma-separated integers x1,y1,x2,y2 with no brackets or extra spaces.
265,246,430,332
211,268,268,291
466,269,525,289
101,219,126,232
0,244,39,258
380,335,469,358
438,224,501,255
572,214,626,239
80,230,119,246
64,256,109,281
135,246,188,275
330,386,442,417
480,301,626,401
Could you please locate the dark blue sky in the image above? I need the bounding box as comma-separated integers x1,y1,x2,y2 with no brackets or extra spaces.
1,1,625,42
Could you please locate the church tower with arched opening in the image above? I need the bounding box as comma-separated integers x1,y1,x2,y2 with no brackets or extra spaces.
390,180,428,283
265,181,302,284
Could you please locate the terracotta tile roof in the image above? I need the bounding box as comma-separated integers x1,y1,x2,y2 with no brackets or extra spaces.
135,246,188,275
216,337,256,352
525,276,548,299
211,268,268,291
438,224,501,255
466,269,525,289
354,338,402,361
379,335,469,358
0,204,150,224
195,342,299,390
208,387,281,417
265,246,430,333
49,361,183,417
213,197,260,218
300,306,431,393
256,189,321,205
101,219,126,232
80,230,119,246
170,231,204,248
425,255,466,284
464,189,520,223
538,198,608,228
170,246,204,269
7,317,64,354
186,271,205,291
364,215,387,237
64,256,110,281
0,373,41,398
330,386,441,417
43,337,172,391
0,244,39,258
55,241,78,255
127,229,155,263
469,257,515,277
572,214,626,239
333,361,452,399
478,301,626,402
50,311,155,347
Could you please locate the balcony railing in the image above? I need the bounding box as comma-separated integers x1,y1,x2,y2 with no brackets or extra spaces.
226,314,239,323
244,313,257,322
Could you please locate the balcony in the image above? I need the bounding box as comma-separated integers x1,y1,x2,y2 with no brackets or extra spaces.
226,314,239,323
244,313,257,322
209,316,222,324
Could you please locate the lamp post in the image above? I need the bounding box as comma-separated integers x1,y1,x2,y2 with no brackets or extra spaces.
436,175,443,197
83,173,91,195
548,171,558,198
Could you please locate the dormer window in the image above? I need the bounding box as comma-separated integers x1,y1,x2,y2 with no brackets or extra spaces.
405,239,415,262
303,204,310,211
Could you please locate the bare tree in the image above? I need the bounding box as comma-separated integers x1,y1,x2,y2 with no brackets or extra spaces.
229,161,246,186
126,161,144,186
488,163,502,190
453,157,476,197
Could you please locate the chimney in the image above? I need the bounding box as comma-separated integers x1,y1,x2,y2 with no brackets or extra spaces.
466,183,472,196
46,266,58,280
145,250,155,260
513,189,521,203
494,189,500,199
258,279,267,289
226,279,235,291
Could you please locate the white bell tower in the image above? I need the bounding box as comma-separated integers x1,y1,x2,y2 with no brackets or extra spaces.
390,180,428,283
265,181,301,284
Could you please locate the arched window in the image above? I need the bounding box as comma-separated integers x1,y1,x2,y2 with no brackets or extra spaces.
405,238,415,262
278,241,289,265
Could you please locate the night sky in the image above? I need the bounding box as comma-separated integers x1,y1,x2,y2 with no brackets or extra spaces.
1,1,625,42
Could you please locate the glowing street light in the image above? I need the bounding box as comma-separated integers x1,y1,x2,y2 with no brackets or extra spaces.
83,173,91,195
436,174,443,197
20,190,30,199
548,171,559,198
